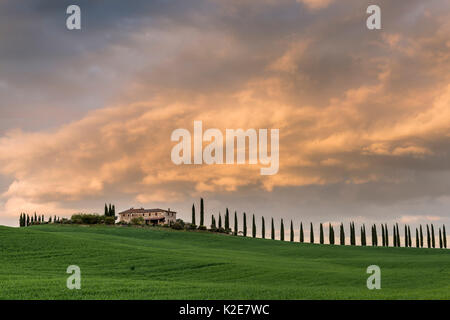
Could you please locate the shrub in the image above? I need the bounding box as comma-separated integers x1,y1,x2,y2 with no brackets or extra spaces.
71,214,105,225
217,227,226,233
198,225,207,231
104,216,115,225
175,219,185,228
130,217,144,226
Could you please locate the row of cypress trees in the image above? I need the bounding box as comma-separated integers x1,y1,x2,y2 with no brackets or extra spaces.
191,199,448,249
19,213,61,227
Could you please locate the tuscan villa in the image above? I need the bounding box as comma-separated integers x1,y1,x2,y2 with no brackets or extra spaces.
118,208,177,225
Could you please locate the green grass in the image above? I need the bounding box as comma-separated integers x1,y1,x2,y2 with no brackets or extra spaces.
0,224,448,299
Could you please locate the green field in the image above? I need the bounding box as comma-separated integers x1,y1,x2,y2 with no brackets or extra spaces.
0,224,448,299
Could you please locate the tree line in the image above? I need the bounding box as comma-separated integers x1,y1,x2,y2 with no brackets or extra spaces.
19,203,117,227
190,198,448,249
19,213,62,227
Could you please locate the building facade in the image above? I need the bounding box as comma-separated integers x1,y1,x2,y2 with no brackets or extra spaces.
118,208,177,225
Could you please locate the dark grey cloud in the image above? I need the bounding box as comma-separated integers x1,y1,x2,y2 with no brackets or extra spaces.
1,0,450,230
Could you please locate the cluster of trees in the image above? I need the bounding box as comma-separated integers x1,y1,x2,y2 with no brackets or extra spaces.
191,198,231,233
71,213,115,225
189,199,448,249
104,203,116,218
19,213,62,227
19,203,117,227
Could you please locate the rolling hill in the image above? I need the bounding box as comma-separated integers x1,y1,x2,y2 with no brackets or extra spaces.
0,224,448,299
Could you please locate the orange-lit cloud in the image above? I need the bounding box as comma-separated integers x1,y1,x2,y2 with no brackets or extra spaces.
1,0,450,228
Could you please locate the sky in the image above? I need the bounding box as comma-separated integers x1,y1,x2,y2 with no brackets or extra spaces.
0,0,450,236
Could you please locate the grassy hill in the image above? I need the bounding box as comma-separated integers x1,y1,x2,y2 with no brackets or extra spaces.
0,224,448,299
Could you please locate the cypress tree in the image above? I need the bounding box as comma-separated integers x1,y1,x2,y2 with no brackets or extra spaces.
329,224,333,245
105,203,108,216
395,224,400,247
371,225,375,246
381,224,385,247
385,224,388,246
200,198,205,227
384,224,389,247
108,204,112,217
271,218,275,240
350,222,356,246
361,224,366,246
351,222,355,246
218,213,222,229
404,225,408,248
234,211,238,236
261,217,265,239
252,214,256,238
19,213,22,227
443,225,447,249
426,224,431,248
393,225,397,247
319,223,324,244
300,222,304,243
415,228,419,247
211,215,216,229
350,223,353,245
310,223,314,244
290,220,294,242
329,224,335,245
27,214,30,226
280,219,285,241
225,208,229,231
385,224,389,246
49,216,52,223
374,224,378,246
360,226,363,246
191,204,196,225
408,226,412,247
243,212,247,237
420,225,424,248
340,223,345,245
431,224,435,248
439,228,443,249
112,206,115,218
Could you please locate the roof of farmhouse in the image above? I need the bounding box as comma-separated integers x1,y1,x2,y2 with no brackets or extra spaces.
119,208,177,215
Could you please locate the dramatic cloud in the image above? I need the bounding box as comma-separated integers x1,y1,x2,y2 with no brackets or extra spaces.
0,0,450,229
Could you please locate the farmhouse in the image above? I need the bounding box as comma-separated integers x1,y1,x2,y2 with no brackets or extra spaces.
118,208,177,225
